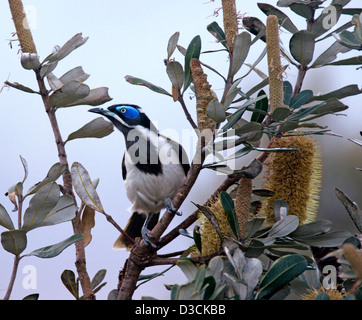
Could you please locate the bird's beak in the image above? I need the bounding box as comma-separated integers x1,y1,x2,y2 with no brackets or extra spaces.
88,107,113,116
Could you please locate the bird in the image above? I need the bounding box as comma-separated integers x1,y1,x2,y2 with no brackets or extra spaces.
89,104,190,249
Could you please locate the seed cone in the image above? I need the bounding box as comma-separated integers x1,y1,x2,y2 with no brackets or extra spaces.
262,134,322,224
8,0,37,53
234,178,252,238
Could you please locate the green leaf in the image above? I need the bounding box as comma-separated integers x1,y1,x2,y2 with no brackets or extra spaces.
71,162,104,213
39,61,58,78
310,5,342,38
231,32,251,76
1,230,27,255
311,41,351,68
25,163,67,197
166,61,184,90
283,81,293,106
193,226,202,253
207,99,226,123
310,99,348,115
263,215,299,245
91,269,107,290
290,3,314,21
183,35,202,93
207,21,227,48
49,80,90,108
0,204,15,230
289,31,315,66
294,230,351,247
65,117,114,143
124,75,171,96
62,87,112,108
229,158,263,179
246,218,265,239
167,32,180,59
326,55,362,66
271,107,291,121
59,66,90,84
290,220,332,238
251,90,268,123
61,269,79,299
220,192,239,238
193,203,222,239
334,188,362,233
25,233,83,259
20,53,41,70
23,182,60,230
289,89,313,109
310,84,362,101
177,259,198,282
257,3,299,34
256,254,308,299
45,33,88,63
5,81,39,94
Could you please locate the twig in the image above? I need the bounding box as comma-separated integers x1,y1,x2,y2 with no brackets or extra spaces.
178,94,197,130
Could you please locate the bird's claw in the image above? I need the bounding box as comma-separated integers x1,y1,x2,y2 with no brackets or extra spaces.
165,197,182,216
141,226,158,249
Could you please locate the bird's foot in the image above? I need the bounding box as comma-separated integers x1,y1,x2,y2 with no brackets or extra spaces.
141,226,158,249
165,197,182,216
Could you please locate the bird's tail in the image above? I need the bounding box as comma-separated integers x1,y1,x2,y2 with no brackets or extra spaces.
113,212,160,250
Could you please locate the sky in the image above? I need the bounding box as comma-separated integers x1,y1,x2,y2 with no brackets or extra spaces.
0,0,361,300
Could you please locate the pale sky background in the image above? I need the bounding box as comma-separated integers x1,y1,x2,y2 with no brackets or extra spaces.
0,0,361,300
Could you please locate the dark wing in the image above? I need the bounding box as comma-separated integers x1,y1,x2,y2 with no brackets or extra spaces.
122,153,127,180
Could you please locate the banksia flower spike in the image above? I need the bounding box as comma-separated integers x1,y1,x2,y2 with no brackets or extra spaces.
234,178,252,238
301,287,344,300
266,15,284,113
262,134,322,224
190,58,215,135
8,0,37,53
221,0,238,52
343,243,362,282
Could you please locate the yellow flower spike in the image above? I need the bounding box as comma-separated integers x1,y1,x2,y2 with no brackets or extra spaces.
301,287,344,300
8,0,37,53
343,243,362,282
262,133,322,224
221,0,239,52
199,195,233,256
234,178,252,238
266,15,284,113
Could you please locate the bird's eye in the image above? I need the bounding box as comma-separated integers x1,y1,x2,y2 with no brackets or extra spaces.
120,108,127,114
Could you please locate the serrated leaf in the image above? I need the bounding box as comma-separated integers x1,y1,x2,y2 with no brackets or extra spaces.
231,32,251,76
45,33,88,63
49,80,90,108
183,35,201,93
1,230,27,255
125,75,171,96
166,61,184,90
289,31,316,66
65,117,114,143
61,269,79,299
71,162,104,213
220,192,239,239
256,254,308,299
167,32,180,59
0,204,15,230
25,233,83,259
207,21,227,48
25,163,67,197
23,182,60,230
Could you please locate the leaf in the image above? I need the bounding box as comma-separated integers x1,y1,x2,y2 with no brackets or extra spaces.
183,35,202,93
230,159,263,179
0,204,15,230
207,21,227,48
311,41,351,68
59,66,90,84
290,3,314,21
20,53,41,70
326,55,362,66
246,218,265,239
207,99,226,123
257,3,299,34
4,81,39,94
166,61,184,90
19,155,28,184
264,215,299,244
334,188,362,233
45,33,88,63
91,269,107,290
309,84,362,101
177,259,198,282
125,75,171,96
81,205,95,247
310,99,348,115
1,230,27,255
39,61,58,78
310,5,342,38
65,117,114,143
231,32,251,76
167,32,180,59
22,182,60,230
49,80,90,108
63,87,112,107
25,163,67,197
290,220,333,238
193,203,222,239
289,31,315,66
220,192,239,239
283,81,293,106
47,72,63,91
25,233,83,259
293,230,351,247
61,269,79,299
251,90,268,123
22,293,39,300
39,195,76,227
71,162,104,213
256,254,308,299
271,107,291,121
289,89,313,109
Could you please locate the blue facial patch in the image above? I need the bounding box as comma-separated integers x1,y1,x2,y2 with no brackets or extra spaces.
115,105,140,119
